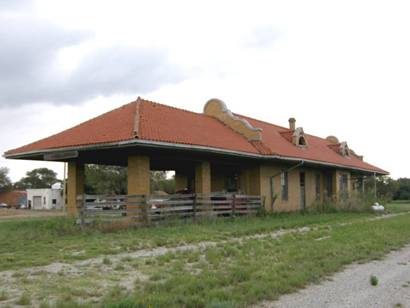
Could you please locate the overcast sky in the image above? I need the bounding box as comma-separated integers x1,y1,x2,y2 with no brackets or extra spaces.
1,0,409,182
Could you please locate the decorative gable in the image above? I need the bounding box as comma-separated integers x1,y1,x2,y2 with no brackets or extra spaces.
328,141,351,157
203,98,263,141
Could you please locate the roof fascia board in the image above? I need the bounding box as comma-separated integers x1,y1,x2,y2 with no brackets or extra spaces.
4,139,387,175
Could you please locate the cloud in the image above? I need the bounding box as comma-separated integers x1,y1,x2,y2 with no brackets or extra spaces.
243,25,281,48
0,11,185,107
55,46,185,103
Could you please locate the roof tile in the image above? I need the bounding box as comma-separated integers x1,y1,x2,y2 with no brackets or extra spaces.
5,97,387,174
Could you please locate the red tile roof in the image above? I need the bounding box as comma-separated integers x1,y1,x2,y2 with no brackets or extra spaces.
5,97,387,174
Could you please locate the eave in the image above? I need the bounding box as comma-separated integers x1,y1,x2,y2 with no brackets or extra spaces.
3,139,388,176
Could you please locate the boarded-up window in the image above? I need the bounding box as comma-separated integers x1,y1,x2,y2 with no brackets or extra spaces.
325,173,333,197
281,171,289,201
315,173,321,200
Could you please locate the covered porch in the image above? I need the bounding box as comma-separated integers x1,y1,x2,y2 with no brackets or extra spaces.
66,146,264,219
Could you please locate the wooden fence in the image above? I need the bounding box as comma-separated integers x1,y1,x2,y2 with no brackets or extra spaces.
77,193,263,225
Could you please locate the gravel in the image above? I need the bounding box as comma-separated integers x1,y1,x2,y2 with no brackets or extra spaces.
256,244,410,308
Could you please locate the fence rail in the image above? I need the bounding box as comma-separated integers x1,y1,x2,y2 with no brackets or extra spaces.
77,193,264,225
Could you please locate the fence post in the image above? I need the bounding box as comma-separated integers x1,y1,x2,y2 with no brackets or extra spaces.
193,193,197,222
232,194,236,217
143,195,150,226
79,193,85,226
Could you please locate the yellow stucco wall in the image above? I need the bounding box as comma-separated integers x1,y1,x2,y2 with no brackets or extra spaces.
258,163,353,212
239,165,261,195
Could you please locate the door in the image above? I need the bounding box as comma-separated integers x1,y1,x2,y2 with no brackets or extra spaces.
33,196,42,210
300,172,306,210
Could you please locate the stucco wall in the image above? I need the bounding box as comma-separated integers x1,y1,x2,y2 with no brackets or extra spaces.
27,188,63,210
259,163,353,212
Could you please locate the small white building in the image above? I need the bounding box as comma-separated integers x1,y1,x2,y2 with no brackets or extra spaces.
26,185,64,210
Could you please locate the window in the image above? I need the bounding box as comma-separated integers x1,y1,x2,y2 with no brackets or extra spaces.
339,174,349,199
281,171,289,201
325,173,333,198
225,172,239,192
315,173,321,200
52,199,57,205
298,136,307,146
43,197,46,205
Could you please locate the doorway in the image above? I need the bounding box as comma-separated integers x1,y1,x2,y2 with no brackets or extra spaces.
300,172,306,210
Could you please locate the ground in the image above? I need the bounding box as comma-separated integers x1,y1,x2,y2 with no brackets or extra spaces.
0,209,65,220
257,244,410,307
0,202,409,307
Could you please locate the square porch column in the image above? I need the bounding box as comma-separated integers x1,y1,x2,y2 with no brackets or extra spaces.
195,161,211,194
127,155,151,196
67,162,84,215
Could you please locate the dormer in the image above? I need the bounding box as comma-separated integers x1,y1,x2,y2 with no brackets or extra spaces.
280,118,308,147
327,136,351,157
339,141,350,157
292,127,308,147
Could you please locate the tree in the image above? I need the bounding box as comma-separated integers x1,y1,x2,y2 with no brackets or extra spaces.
150,171,175,194
84,166,175,195
0,167,12,192
14,168,60,189
394,178,410,200
85,165,127,195
374,176,399,201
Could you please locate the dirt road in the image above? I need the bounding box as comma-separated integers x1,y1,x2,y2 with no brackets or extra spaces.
257,245,410,308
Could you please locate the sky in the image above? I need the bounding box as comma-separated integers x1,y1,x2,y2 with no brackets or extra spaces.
0,0,409,182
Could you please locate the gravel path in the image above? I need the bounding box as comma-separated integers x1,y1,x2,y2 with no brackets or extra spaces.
257,244,410,308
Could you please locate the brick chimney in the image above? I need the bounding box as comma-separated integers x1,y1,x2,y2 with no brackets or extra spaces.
288,118,296,131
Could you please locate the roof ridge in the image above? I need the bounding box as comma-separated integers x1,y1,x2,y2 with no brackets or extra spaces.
237,113,339,145
234,113,290,131
138,96,203,116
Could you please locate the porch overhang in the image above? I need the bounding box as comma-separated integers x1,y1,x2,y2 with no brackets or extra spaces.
4,139,388,176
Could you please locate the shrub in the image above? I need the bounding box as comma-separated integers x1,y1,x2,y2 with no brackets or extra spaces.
370,275,378,286
309,192,377,213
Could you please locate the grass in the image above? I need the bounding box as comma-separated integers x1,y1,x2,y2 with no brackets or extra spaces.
16,292,31,305
0,290,8,301
1,203,410,306
386,200,410,213
0,211,374,271
103,213,410,307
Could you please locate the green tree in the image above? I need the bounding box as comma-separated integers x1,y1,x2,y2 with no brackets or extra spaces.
150,171,175,194
0,167,12,192
84,167,175,195
14,168,60,189
85,165,127,195
394,178,410,200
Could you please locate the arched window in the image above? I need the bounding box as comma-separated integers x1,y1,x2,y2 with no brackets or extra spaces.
298,136,307,146
292,127,308,147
